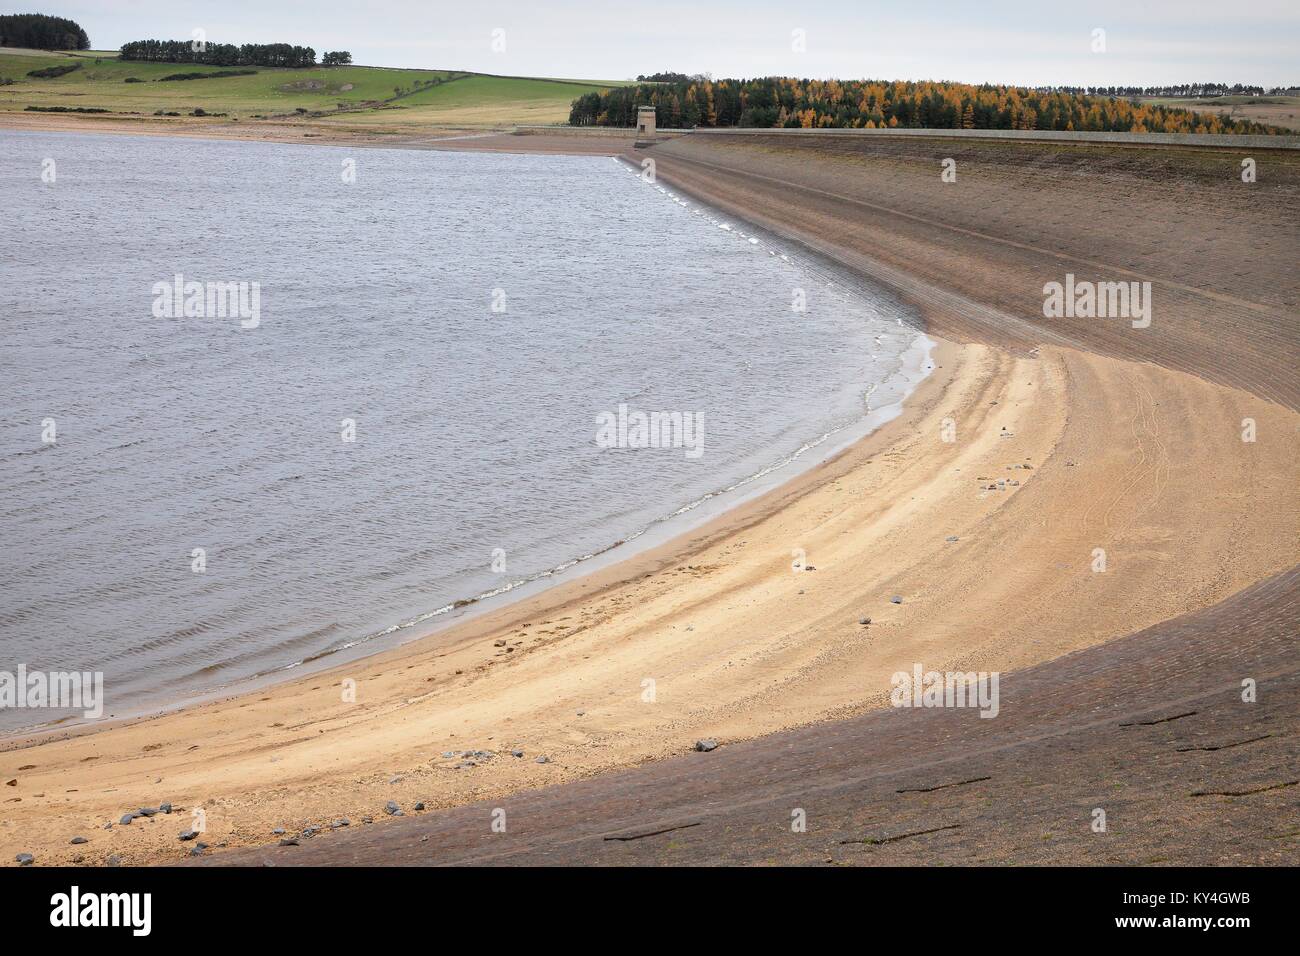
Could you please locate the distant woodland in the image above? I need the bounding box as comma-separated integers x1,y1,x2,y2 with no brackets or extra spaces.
0,13,90,50
118,40,350,69
571,77,1288,134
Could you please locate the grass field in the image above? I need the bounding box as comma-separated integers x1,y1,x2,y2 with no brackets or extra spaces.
0,48,621,126
321,74,617,127
1139,95,1300,133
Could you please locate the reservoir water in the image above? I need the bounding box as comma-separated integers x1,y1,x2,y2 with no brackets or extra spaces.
0,129,929,730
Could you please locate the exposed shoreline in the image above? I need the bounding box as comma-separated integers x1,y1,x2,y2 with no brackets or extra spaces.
2,124,1296,867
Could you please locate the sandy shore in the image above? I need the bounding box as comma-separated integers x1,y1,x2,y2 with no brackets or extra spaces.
1,125,1297,866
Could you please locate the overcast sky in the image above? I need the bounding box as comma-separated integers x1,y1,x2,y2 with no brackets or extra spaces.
48,1,1299,87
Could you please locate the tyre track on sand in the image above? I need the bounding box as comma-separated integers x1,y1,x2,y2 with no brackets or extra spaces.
200,567,1300,866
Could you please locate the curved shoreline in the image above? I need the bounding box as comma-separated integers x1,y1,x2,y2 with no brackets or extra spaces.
1,328,949,750
1,127,1296,867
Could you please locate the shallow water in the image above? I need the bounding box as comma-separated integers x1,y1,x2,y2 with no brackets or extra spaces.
0,129,927,730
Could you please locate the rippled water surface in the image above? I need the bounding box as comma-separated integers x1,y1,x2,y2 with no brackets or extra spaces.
0,130,927,730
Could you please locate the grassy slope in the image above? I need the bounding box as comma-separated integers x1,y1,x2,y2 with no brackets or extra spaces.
0,49,621,126
1138,94,1300,133
326,75,616,127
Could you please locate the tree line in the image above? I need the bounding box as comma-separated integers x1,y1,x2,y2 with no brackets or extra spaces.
0,13,90,50
1051,83,1297,98
118,39,349,69
570,77,1284,134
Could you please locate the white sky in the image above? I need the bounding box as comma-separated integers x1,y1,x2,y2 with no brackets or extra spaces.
48,0,1300,87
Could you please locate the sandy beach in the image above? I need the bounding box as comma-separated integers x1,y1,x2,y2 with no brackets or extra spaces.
1,119,1297,866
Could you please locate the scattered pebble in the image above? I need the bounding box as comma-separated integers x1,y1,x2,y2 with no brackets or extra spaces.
413,802,425,811
384,800,402,816
330,819,350,830
535,755,550,764
859,617,871,626
272,827,286,835
278,837,299,847
890,595,903,604
946,536,959,542
15,853,33,866
510,749,524,758
69,836,87,845
694,739,719,753
178,830,197,842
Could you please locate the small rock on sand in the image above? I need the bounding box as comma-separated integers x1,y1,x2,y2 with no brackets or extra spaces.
70,836,87,845
859,617,871,625
535,755,550,764
278,837,299,847
890,595,903,604
15,853,33,866
384,801,401,816
694,739,719,753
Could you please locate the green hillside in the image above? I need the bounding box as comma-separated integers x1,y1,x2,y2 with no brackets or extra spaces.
0,49,624,126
